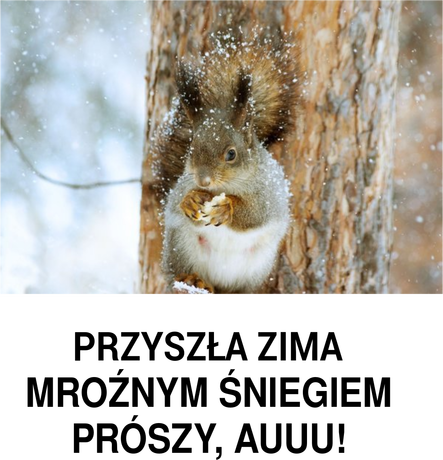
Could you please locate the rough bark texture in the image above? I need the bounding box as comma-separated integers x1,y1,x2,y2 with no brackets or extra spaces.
139,0,400,294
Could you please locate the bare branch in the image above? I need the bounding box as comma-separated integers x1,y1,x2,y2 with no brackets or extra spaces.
1,117,141,189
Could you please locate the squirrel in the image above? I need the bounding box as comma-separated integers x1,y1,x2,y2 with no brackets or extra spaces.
152,30,300,293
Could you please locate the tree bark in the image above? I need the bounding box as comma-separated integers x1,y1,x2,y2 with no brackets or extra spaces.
139,0,400,294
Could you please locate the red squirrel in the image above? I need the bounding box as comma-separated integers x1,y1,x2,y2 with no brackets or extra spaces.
152,31,300,293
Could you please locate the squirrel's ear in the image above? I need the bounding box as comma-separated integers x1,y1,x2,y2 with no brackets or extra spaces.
232,71,253,141
175,61,202,124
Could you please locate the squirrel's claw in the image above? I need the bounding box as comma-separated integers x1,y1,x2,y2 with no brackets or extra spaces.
180,190,214,222
205,195,233,227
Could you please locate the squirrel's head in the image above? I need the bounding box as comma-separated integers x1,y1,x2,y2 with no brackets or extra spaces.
176,62,256,190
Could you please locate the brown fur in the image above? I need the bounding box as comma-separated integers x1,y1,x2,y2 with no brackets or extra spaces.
151,30,300,197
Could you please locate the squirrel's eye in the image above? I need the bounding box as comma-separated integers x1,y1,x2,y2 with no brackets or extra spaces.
225,148,237,162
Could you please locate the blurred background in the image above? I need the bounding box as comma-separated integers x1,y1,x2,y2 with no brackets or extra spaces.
1,1,148,293
392,1,442,293
1,1,441,293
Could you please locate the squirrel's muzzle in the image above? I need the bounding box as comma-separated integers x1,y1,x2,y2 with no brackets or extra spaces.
195,170,212,188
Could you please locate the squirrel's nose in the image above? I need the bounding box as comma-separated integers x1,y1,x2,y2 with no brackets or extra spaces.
196,174,212,188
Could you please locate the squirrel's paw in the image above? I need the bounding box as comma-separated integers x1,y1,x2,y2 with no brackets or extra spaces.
180,190,214,222
173,273,214,294
202,194,233,227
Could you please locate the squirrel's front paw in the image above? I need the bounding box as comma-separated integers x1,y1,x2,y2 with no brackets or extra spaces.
201,193,233,227
180,190,213,221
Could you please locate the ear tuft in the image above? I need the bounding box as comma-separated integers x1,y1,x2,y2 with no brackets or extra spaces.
175,61,202,123
237,70,252,110
232,70,252,130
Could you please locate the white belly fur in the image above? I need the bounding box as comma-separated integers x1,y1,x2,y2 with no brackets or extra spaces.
188,220,286,291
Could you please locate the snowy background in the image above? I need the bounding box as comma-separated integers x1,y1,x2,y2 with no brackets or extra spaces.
1,1,441,293
1,1,148,293
392,1,442,293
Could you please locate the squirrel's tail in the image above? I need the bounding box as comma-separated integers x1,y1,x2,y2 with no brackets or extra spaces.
151,29,301,196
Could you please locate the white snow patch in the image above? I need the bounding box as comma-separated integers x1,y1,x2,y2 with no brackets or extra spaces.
173,281,210,294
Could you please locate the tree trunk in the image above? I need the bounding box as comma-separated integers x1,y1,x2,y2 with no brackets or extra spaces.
139,0,400,294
